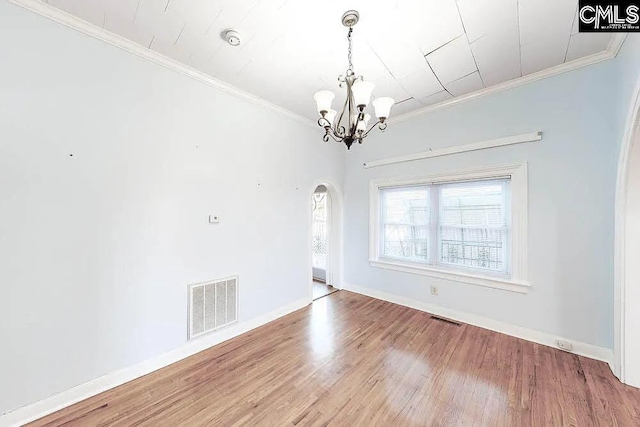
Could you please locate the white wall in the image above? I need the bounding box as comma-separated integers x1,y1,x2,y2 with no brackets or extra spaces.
343,52,628,351
0,1,344,415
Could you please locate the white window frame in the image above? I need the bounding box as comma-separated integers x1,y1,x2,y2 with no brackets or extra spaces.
369,163,530,293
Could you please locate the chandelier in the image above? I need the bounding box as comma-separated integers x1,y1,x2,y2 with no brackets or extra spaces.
313,10,395,150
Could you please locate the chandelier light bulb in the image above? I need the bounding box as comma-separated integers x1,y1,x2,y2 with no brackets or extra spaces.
325,109,337,127
352,81,375,108
314,90,335,114
373,97,395,121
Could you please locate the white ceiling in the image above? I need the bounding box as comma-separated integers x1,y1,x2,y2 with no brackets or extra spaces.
42,0,614,120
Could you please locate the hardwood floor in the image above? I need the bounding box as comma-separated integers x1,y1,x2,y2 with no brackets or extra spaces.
312,280,337,300
30,291,640,426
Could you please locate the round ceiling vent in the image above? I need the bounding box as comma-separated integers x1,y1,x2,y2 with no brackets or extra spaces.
224,30,241,47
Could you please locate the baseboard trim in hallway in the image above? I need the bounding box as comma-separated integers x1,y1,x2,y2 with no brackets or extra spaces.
343,282,615,371
0,297,310,427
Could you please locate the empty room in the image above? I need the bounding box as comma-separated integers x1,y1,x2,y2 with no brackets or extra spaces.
2,0,640,425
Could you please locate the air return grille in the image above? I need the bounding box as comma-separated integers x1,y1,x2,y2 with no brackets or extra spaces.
188,276,238,340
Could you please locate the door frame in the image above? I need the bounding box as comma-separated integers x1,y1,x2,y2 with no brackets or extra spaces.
308,179,344,302
616,71,640,384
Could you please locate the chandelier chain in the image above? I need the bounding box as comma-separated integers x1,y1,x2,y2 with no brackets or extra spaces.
347,27,353,74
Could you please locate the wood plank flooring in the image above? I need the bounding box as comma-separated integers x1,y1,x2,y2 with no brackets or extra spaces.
312,280,337,300
29,291,640,426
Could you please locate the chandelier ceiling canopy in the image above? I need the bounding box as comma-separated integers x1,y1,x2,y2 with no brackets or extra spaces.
313,10,394,150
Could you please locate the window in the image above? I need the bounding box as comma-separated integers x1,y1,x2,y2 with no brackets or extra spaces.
438,180,509,273
370,164,529,293
381,187,430,262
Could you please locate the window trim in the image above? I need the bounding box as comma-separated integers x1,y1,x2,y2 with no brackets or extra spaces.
369,162,530,294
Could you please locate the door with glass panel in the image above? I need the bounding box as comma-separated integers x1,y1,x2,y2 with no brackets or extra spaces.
312,187,329,283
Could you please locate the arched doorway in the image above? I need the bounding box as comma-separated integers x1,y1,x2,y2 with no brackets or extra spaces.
617,75,640,387
311,185,336,299
309,181,343,301
624,125,640,387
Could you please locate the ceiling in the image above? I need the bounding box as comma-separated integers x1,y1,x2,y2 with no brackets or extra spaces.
41,0,614,120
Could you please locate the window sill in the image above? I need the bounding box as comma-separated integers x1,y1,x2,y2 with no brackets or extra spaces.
369,259,531,294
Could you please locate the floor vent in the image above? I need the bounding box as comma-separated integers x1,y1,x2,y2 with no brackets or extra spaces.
430,315,462,326
188,276,238,340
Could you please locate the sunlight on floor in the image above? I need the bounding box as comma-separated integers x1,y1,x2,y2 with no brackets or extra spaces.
313,281,337,300
309,297,335,360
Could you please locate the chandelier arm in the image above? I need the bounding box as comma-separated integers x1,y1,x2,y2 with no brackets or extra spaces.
347,83,357,137
320,125,343,142
324,131,344,143
335,95,349,135
361,119,383,139
318,117,331,128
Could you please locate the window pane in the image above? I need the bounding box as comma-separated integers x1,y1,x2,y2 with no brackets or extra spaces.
382,188,430,261
440,183,505,227
439,181,508,272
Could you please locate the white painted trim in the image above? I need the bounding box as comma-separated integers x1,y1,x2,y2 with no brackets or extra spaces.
391,35,628,124
608,33,628,57
0,297,310,427
369,260,530,293
367,162,529,191
6,0,315,129
615,63,640,383
363,131,542,169
369,162,528,292
308,179,345,299
343,283,614,369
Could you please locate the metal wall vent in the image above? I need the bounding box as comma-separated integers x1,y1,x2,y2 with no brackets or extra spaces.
188,276,238,340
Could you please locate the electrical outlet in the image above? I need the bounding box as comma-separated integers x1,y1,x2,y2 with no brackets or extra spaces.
556,340,573,352
430,286,439,296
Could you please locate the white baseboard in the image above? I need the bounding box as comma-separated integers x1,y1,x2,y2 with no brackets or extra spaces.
0,297,311,427
2,286,617,426
343,283,614,370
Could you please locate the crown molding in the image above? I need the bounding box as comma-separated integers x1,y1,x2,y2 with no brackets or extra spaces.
390,34,629,124
7,0,316,129
608,32,628,56
7,0,629,130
